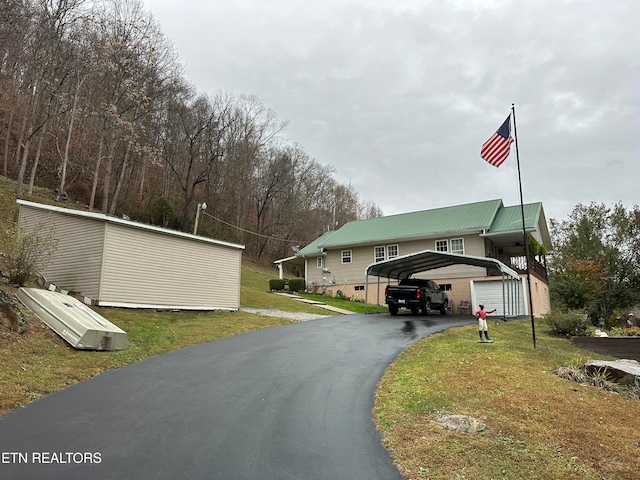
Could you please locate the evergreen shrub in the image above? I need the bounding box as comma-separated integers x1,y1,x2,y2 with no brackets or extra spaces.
288,278,305,292
269,279,285,291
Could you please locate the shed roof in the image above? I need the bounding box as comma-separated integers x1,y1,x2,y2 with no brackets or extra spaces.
17,200,245,250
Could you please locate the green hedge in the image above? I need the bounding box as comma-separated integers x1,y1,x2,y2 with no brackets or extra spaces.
269,279,285,291
544,310,588,337
288,278,306,293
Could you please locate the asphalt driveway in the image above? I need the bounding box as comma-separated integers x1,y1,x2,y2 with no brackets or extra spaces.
0,313,474,480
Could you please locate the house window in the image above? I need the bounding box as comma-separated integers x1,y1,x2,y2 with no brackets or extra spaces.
374,245,398,262
354,285,364,291
341,250,352,264
440,283,452,291
450,238,464,255
317,257,323,268
435,240,448,252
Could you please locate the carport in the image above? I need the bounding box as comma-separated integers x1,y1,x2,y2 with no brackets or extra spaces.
364,249,523,317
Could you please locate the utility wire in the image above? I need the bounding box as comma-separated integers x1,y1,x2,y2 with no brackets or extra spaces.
201,210,306,244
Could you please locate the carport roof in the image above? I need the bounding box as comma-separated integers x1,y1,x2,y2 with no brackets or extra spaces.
365,249,520,280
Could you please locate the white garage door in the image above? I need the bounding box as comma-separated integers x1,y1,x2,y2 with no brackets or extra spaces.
472,279,526,317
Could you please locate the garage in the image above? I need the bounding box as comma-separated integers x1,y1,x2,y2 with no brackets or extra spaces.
364,249,526,317
472,279,526,317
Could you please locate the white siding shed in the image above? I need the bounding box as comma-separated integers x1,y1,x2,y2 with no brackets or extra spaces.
17,200,244,310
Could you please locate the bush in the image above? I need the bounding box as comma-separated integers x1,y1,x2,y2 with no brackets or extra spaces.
335,289,345,300
147,197,177,229
544,310,589,337
288,278,305,293
4,222,58,286
624,326,640,337
268,279,285,291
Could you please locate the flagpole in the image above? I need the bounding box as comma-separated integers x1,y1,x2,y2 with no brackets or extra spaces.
511,103,537,349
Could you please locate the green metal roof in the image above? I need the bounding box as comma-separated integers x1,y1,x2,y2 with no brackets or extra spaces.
488,203,541,233
297,230,338,255
297,199,553,255
309,199,504,250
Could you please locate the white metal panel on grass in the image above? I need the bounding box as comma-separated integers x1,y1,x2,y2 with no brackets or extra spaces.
16,288,128,350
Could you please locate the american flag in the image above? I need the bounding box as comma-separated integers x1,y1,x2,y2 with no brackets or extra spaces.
480,115,513,167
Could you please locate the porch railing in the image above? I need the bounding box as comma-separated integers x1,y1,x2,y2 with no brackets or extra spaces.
488,254,548,282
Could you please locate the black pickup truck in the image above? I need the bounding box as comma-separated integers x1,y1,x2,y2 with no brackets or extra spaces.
384,278,449,316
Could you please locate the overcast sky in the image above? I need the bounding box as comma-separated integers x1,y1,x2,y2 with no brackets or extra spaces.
143,0,638,224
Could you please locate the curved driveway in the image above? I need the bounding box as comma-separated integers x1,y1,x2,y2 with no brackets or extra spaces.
0,313,473,480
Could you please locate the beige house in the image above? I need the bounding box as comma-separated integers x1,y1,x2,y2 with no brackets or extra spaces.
280,199,552,317
17,200,244,310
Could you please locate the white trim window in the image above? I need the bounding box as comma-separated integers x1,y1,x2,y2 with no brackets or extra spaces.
341,250,352,264
435,239,448,252
374,246,385,262
317,257,323,268
451,238,464,255
387,244,399,259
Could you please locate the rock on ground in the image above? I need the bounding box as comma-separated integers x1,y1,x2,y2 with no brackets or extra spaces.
585,359,640,385
434,414,487,434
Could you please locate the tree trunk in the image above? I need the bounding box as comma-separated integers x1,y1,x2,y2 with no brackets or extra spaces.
15,84,39,195
59,80,80,195
15,138,31,195
3,101,16,177
101,140,115,214
138,155,146,198
11,104,29,178
109,141,131,216
28,121,48,195
89,135,104,211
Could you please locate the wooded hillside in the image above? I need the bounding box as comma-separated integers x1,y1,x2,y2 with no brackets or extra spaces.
0,0,381,263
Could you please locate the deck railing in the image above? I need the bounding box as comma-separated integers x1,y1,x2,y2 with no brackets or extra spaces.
488,254,548,282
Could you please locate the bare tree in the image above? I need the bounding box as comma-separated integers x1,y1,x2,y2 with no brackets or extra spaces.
13,0,87,195
0,0,31,177
0,0,384,266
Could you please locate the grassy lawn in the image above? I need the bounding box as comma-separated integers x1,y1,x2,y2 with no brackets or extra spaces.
374,319,640,480
298,292,388,314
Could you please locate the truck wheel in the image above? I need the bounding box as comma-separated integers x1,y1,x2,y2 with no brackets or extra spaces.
410,307,419,315
440,304,448,315
389,304,398,316
421,299,431,316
